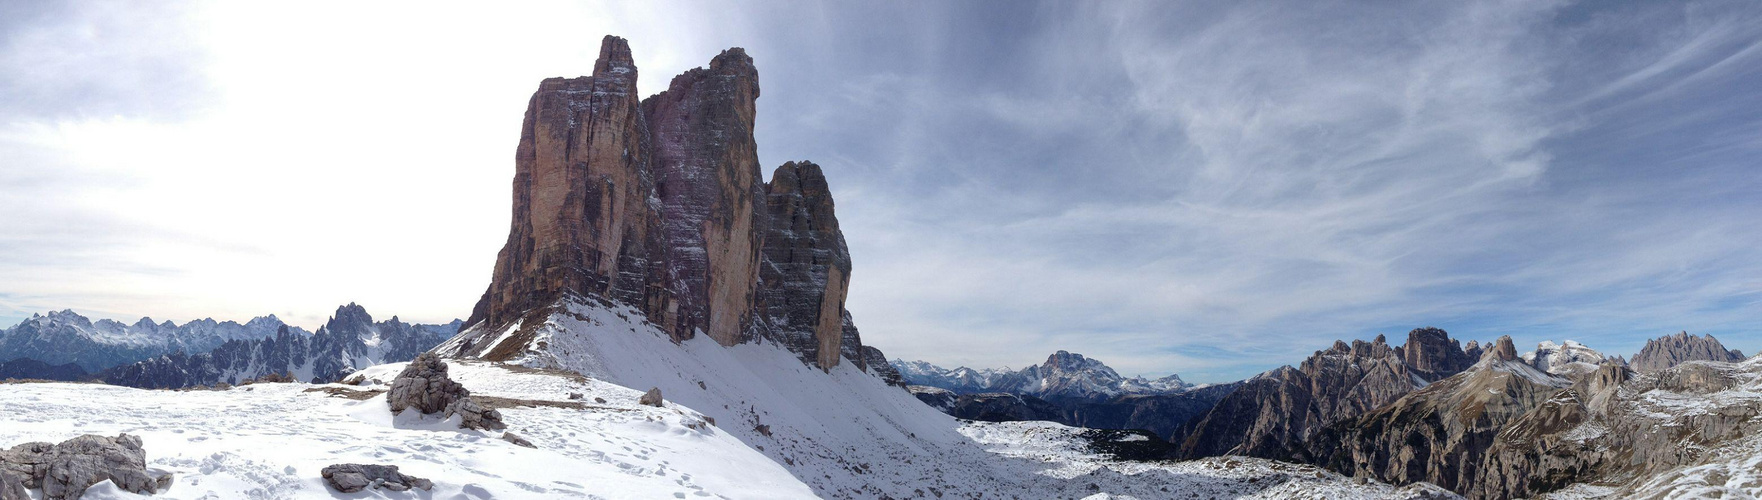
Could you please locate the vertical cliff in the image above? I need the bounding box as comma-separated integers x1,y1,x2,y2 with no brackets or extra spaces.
753,161,854,370
447,36,892,377
466,35,670,334
642,48,767,346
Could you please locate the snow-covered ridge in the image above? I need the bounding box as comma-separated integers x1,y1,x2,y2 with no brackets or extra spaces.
0,310,303,372
433,296,1423,499
890,351,1190,401
1521,339,1614,378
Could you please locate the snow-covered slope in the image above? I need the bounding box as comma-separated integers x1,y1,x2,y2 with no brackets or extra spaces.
435,295,1421,499
1522,340,1612,378
0,361,814,499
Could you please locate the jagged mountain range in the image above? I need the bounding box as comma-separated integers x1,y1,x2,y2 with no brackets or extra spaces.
892,350,1191,401
0,310,296,372
0,305,460,388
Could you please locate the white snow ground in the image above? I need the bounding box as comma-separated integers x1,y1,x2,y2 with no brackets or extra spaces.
430,295,1438,499
0,361,815,499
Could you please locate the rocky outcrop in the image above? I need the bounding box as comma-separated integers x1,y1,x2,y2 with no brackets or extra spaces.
443,36,899,379
466,36,672,338
1176,329,1479,460
639,387,663,407
1303,336,1571,494
1629,331,1744,372
643,47,766,346
1474,357,1762,498
908,385,957,411
388,353,506,431
0,433,173,500
946,393,1065,422
1064,383,1240,442
754,161,852,369
100,304,459,388
320,464,432,493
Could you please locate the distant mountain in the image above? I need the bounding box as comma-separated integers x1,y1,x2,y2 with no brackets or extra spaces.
0,357,89,381
1303,336,1572,493
1521,339,1617,378
1175,327,1480,459
101,303,460,388
1629,331,1744,372
0,310,295,372
892,350,1191,401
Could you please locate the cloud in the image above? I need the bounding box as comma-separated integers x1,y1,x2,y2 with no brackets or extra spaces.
2,1,1760,382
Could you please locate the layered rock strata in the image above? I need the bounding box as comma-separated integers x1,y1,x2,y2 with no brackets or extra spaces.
448,36,888,373
1176,328,1480,459
1629,331,1744,372
1302,336,1571,493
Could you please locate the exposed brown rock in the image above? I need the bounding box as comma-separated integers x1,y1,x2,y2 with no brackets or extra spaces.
464,35,672,336
641,47,766,346
441,35,904,379
1176,329,1479,460
1304,350,1569,494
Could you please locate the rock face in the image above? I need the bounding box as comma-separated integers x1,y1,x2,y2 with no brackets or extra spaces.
754,161,852,370
466,36,671,338
643,47,765,346
320,464,432,493
446,35,895,375
1175,329,1478,460
1629,331,1744,372
1302,336,1571,493
100,304,459,388
0,433,173,500
1473,355,1762,498
388,353,506,431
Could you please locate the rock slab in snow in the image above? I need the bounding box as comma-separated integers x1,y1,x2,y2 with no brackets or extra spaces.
0,433,172,500
320,464,432,493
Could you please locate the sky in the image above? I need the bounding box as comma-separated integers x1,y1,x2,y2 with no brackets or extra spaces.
2,1,1760,382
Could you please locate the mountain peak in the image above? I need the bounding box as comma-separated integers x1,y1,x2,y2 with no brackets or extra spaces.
1481,335,1520,363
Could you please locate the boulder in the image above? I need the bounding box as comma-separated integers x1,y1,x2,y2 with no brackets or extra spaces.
388,353,505,430
501,432,536,449
639,388,664,407
0,434,172,500
320,464,432,493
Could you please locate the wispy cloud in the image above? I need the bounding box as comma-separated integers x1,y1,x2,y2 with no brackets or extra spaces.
2,1,1759,382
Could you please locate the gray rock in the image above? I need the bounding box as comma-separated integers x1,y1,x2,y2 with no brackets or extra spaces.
1630,331,1744,372
387,353,505,430
320,464,432,493
639,387,663,407
501,432,536,448
1177,328,1479,459
1,471,28,500
0,433,172,500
